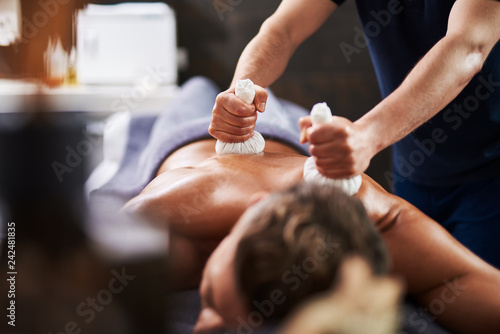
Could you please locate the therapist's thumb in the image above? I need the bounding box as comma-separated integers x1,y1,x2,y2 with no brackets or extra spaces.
299,116,312,144
254,85,268,112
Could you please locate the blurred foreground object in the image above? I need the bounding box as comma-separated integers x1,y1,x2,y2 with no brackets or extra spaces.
0,0,21,46
0,99,169,333
279,257,403,334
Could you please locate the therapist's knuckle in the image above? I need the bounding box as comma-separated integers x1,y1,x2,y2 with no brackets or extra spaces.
309,146,317,156
237,106,254,117
241,117,256,128
232,125,252,136
310,145,321,156
315,159,328,169
308,132,320,144
339,128,350,139
208,120,217,132
345,163,356,175
212,105,223,117
345,154,355,165
211,114,223,126
208,125,215,136
209,124,223,136
215,92,225,105
341,144,353,155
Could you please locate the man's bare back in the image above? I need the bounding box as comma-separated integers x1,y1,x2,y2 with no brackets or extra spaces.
123,137,500,332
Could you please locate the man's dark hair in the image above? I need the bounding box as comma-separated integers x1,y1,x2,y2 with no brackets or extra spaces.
234,182,389,321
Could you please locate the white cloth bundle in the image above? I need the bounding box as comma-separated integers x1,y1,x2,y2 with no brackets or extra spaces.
215,79,266,155
303,102,362,196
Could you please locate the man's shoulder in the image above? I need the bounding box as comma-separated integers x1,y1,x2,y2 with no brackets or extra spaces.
355,174,402,231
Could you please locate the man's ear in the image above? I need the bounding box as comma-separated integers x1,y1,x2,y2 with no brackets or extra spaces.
249,191,270,207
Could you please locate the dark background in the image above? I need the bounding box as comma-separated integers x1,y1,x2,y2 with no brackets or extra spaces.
0,0,392,190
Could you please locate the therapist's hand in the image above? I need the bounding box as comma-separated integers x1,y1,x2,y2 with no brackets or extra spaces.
208,85,268,143
299,116,374,178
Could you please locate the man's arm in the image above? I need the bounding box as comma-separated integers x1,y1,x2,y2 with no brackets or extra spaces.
301,0,500,178
209,0,337,143
358,175,500,334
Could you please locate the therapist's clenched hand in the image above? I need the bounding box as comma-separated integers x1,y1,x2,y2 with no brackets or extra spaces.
208,85,268,143
299,116,374,178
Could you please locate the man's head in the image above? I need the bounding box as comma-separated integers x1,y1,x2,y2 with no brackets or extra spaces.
195,182,389,334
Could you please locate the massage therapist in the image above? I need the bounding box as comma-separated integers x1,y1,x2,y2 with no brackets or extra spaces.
208,0,500,268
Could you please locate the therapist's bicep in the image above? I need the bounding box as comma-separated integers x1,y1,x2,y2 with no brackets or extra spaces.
447,0,500,52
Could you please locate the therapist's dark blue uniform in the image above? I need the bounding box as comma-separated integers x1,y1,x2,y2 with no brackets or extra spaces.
331,0,500,268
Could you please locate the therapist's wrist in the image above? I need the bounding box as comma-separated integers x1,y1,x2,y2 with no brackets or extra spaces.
353,118,385,158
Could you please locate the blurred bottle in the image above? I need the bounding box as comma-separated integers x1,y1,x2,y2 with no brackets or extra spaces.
67,46,77,85
44,37,68,87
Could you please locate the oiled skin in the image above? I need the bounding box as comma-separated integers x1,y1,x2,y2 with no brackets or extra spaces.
124,139,500,334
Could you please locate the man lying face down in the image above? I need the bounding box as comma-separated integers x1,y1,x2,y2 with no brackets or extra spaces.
188,178,500,334
194,182,393,334
120,78,500,334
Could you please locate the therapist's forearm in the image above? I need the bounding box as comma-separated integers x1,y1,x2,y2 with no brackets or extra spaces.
229,20,297,89
356,34,490,155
